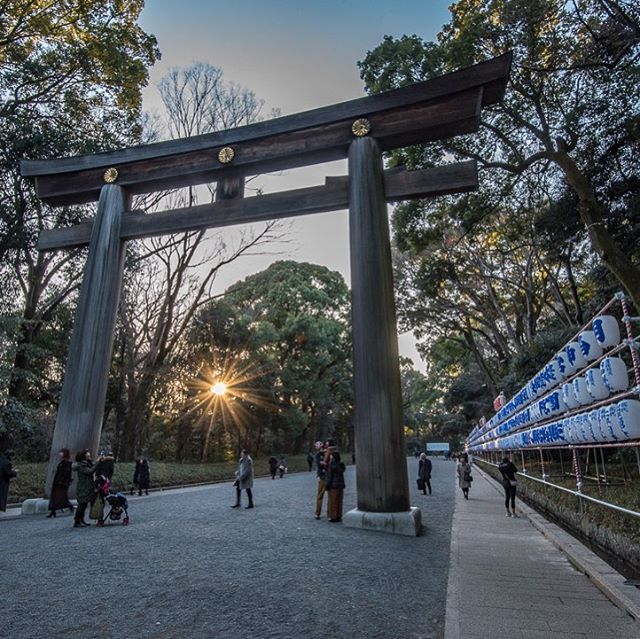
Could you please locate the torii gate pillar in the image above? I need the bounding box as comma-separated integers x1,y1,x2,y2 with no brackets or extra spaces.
45,185,127,497
343,137,420,535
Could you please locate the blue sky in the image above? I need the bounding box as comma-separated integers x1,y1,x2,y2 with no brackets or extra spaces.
138,0,454,370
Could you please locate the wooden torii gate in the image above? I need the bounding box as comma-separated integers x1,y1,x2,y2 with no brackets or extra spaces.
22,53,510,535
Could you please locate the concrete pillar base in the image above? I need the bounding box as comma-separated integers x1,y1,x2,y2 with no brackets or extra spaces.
21,498,75,515
342,506,422,537
21,498,50,515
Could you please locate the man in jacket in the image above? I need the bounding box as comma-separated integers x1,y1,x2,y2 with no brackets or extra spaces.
232,449,254,509
418,452,432,495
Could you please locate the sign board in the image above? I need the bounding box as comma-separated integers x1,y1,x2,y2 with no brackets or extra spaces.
426,442,450,452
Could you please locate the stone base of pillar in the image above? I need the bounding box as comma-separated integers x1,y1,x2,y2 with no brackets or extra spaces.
21,498,76,516
22,498,50,515
342,506,422,536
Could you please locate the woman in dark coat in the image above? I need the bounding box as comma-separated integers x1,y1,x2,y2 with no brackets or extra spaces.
47,448,73,517
72,450,99,528
0,450,18,512
133,458,150,496
498,456,519,517
325,452,346,523
457,453,472,500
268,456,278,480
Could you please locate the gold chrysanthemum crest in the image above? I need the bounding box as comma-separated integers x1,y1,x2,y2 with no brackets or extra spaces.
351,118,371,137
217,147,235,164
103,167,119,183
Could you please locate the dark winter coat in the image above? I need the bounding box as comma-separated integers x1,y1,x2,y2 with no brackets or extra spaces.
0,454,17,511
499,460,518,486
49,459,73,510
94,456,114,479
324,458,346,490
73,460,99,504
418,458,432,481
314,451,326,479
133,459,150,488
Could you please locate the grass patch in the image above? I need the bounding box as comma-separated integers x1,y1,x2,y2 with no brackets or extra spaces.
7,455,316,505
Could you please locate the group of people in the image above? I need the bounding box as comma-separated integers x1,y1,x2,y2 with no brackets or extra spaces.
455,452,520,516
232,440,347,523
267,455,288,480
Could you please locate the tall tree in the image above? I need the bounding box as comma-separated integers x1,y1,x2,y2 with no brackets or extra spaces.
0,1,159,451
359,0,640,309
177,261,353,460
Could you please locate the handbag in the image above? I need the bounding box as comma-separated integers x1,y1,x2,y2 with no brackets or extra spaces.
509,479,517,487
416,478,425,490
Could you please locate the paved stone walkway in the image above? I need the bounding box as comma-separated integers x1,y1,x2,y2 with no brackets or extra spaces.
444,464,639,639
1,458,455,639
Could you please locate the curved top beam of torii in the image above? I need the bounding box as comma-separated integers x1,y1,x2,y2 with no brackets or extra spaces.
21,53,511,207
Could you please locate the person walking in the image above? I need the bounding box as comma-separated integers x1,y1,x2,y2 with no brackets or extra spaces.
231,449,254,509
47,448,73,518
325,451,346,522
313,441,327,520
499,456,519,517
457,453,472,500
72,450,100,528
268,456,278,480
306,451,314,472
278,456,287,479
418,452,432,495
133,458,150,496
0,450,18,512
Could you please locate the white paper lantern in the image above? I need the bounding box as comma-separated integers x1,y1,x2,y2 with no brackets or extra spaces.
563,416,579,444
615,400,640,441
592,315,621,349
562,382,579,410
600,357,629,393
586,409,603,442
556,348,578,377
597,405,621,442
565,341,587,371
544,360,563,387
578,330,604,361
578,413,596,444
572,376,592,406
585,368,609,401
555,351,571,379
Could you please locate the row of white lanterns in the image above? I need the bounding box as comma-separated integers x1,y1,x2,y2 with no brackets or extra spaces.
468,399,640,451
466,310,640,451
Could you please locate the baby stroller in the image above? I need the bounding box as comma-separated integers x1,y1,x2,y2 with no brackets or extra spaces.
98,492,130,527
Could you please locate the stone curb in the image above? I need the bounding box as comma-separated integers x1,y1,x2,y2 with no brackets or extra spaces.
475,463,640,623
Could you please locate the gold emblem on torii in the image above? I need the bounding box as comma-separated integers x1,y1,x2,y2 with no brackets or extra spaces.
217,147,235,164
352,119,371,137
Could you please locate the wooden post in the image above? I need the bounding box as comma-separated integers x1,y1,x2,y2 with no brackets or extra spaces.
45,185,128,497
347,136,410,514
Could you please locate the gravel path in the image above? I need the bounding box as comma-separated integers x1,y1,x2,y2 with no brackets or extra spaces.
1,457,456,639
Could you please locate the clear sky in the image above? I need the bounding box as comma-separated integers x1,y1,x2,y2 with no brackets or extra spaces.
138,0,454,370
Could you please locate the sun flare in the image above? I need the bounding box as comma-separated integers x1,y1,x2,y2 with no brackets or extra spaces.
211,382,227,396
